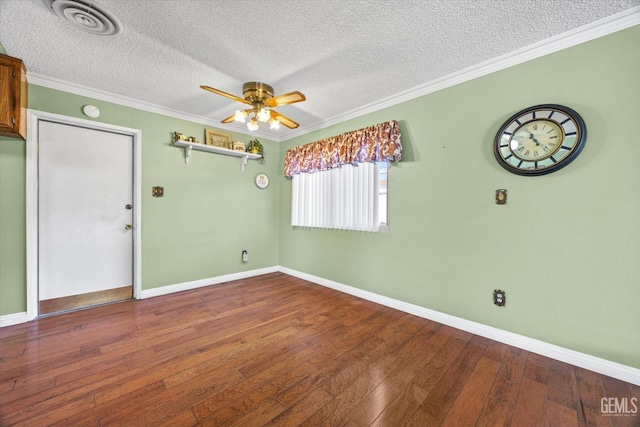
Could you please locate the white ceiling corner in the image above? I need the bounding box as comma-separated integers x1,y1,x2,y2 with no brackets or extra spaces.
1,0,639,142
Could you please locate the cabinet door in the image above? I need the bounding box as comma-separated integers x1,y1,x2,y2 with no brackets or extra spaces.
0,62,13,132
0,54,27,139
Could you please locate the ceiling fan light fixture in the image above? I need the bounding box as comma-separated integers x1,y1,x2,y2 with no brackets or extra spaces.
257,108,270,122
200,82,304,131
234,109,247,123
247,117,259,131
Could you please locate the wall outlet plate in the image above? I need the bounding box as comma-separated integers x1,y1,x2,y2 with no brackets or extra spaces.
494,289,506,306
152,186,164,197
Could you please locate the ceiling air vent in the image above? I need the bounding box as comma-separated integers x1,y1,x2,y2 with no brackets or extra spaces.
42,0,123,36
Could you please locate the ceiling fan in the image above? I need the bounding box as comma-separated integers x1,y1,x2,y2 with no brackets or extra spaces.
200,82,306,131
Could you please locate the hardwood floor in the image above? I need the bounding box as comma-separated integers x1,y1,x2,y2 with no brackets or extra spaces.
39,285,132,315
0,272,638,426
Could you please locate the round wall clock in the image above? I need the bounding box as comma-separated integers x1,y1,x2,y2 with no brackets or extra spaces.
255,173,269,189
493,104,587,176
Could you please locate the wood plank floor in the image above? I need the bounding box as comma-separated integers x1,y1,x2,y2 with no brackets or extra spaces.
1,272,638,426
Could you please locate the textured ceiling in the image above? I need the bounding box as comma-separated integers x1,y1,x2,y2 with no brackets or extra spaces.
1,0,638,140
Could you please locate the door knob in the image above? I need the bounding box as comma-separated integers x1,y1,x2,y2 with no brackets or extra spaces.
125,224,132,230
125,204,132,210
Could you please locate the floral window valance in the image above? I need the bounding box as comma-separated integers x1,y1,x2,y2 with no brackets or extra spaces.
284,120,402,177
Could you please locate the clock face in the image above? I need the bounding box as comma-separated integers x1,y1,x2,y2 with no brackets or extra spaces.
494,104,586,176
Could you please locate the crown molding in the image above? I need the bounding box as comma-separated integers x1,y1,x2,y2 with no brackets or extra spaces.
25,73,277,141
27,73,214,127
27,7,639,143
284,7,640,140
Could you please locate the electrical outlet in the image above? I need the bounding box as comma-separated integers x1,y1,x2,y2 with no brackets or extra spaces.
242,250,248,263
494,289,506,306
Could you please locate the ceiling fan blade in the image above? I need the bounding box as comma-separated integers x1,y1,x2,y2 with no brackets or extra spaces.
200,85,250,105
265,91,306,107
221,114,236,123
270,110,300,129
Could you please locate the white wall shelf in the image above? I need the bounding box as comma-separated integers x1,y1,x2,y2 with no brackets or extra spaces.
174,140,261,171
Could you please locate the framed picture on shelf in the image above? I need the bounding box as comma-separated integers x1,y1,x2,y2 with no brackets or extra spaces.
205,129,232,149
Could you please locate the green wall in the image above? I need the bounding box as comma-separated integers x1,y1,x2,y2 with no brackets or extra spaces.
0,40,23,314
0,136,26,315
0,86,280,313
278,26,640,369
1,27,639,370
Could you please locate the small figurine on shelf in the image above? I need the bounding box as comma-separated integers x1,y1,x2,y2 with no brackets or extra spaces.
246,139,264,161
173,131,186,142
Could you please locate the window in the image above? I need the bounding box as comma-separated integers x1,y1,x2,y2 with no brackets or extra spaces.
291,161,389,232
284,120,401,232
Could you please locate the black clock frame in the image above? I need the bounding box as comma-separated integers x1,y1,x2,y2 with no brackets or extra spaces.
493,104,587,176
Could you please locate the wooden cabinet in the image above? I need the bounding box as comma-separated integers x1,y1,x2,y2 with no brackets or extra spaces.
0,53,27,140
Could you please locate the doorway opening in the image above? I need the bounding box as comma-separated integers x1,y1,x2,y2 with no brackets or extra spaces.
26,110,142,319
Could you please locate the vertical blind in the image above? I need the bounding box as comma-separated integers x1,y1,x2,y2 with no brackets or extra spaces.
291,162,380,232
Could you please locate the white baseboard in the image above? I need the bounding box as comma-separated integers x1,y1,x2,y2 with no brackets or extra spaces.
0,311,29,327
139,266,280,299
279,266,640,387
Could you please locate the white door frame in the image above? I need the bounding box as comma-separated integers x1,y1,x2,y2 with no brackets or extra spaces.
26,109,142,320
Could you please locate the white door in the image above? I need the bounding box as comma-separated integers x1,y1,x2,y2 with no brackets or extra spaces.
38,120,133,311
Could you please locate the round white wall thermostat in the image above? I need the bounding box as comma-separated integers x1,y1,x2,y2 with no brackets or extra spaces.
82,105,100,118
